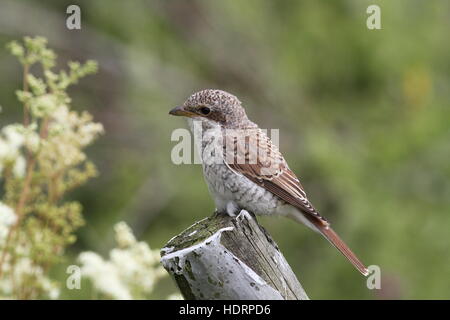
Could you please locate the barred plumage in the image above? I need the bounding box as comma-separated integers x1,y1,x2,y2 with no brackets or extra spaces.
170,89,368,276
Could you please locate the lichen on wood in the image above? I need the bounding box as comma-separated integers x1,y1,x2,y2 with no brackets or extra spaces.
160,210,309,300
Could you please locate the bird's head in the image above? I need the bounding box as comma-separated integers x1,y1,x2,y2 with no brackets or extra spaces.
169,89,250,128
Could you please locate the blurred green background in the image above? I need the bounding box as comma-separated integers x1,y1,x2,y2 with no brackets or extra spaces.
0,0,449,299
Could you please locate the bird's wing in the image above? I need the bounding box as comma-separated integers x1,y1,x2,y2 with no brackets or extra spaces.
222,128,329,226
223,128,369,276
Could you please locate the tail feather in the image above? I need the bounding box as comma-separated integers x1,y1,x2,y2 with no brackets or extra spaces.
288,209,369,276
317,224,369,276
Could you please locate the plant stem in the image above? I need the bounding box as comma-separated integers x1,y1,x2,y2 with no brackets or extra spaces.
0,61,34,279
0,158,36,279
23,64,30,127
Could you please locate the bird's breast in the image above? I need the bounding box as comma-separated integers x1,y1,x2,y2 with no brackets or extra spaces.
189,124,285,215
198,132,283,216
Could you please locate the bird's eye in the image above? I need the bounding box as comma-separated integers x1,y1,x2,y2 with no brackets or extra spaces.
199,106,211,115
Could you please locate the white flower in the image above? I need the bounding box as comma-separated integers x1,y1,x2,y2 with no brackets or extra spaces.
39,105,102,171
0,138,19,162
78,122,104,146
135,242,160,265
30,94,59,118
114,222,136,248
24,130,40,153
12,155,26,178
78,222,170,299
0,201,17,226
40,278,60,300
8,256,60,299
14,257,43,277
0,202,17,242
2,125,24,148
79,252,131,300
167,293,183,300
0,139,8,159
110,248,140,278
0,125,27,168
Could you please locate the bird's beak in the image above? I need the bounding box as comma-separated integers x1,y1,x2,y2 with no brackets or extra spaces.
169,106,197,117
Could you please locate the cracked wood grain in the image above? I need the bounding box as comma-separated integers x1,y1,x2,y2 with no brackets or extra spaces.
160,210,309,300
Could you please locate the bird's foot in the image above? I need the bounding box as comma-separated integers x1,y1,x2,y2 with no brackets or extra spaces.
226,201,240,217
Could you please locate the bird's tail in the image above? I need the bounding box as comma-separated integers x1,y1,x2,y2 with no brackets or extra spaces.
316,224,369,276
288,210,369,276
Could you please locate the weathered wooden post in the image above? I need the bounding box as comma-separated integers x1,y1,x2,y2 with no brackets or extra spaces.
160,210,309,300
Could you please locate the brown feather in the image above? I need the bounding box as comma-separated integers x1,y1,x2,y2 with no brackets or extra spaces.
225,128,328,225
224,128,368,276
312,221,369,276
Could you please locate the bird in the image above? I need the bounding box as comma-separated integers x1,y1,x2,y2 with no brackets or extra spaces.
169,89,369,276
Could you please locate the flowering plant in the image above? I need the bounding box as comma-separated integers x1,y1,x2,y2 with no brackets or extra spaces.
0,36,102,299
0,36,180,300
78,222,177,300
